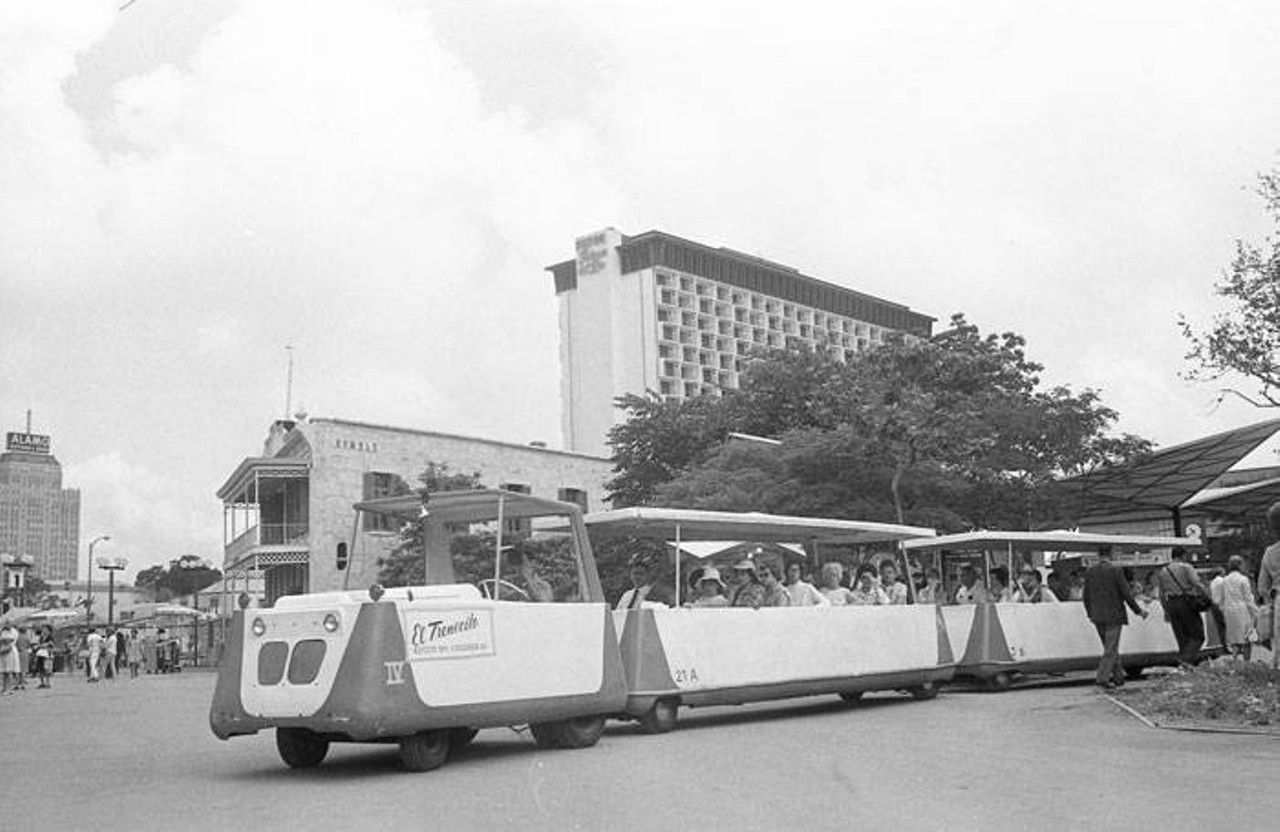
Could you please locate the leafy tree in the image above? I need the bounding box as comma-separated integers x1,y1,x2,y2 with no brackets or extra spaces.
615,314,1148,532
605,392,732,507
1180,169,1280,407
131,557,222,602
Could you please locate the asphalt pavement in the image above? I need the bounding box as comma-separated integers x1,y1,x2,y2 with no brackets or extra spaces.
2,668,1277,831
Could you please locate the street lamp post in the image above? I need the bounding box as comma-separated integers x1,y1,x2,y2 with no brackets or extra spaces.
96,556,129,629
86,534,110,626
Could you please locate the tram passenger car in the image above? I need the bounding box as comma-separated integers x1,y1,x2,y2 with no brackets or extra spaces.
901,530,1216,690
582,507,950,732
210,489,629,771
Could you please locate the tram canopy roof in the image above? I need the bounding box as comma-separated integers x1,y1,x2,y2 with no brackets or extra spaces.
353,488,583,524
901,530,1203,553
1067,418,1280,510
581,507,936,544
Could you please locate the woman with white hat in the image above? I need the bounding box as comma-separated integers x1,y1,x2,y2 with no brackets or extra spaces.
687,567,730,608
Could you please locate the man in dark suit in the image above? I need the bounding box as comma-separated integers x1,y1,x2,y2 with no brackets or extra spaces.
1082,546,1149,690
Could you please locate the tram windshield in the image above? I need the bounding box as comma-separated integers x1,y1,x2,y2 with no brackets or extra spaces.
352,488,599,603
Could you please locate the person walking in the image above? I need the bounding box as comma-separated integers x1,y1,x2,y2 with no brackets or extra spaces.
102,627,118,680
35,627,55,688
0,619,20,695
15,626,31,691
1155,547,1208,668
1213,556,1260,660
126,629,142,679
1257,502,1280,668
1082,546,1148,690
84,627,103,683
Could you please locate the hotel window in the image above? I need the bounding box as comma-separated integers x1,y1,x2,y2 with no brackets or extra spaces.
660,289,674,305
557,488,589,512
499,482,531,538
362,471,407,533
679,276,692,291
659,380,674,395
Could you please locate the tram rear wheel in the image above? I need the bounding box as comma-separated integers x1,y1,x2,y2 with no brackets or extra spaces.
838,690,864,703
529,715,606,749
984,672,1012,692
909,681,940,700
276,728,329,769
448,727,480,753
1125,666,1145,681
639,698,679,734
399,730,450,772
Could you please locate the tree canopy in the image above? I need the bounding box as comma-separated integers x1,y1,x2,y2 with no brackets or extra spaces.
607,314,1148,532
134,555,222,602
1180,169,1280,407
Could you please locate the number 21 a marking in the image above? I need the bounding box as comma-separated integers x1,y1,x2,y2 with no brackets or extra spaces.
673,668,699,684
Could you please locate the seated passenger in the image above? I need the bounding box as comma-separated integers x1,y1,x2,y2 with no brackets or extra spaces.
954,566,991,604
849,565,890,605
616,550,675,610
1011,567,1058,603
818,562,854,606
784,562,829,607
509,548,555,602
915,568,943,604
687,567,730,608
989,566,1012,603
728,559,767,609
878,560,909,605
757,559,791,607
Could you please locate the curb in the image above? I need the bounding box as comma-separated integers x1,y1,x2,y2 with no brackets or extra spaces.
1103,694,1279,737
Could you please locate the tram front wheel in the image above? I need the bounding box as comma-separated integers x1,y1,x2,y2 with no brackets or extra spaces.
838,690,864,703
639,698,679,734
399,730,450,772
984,672,1012,692
276,728,329,769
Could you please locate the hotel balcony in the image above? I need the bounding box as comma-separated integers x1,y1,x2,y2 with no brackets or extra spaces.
216,456,311,576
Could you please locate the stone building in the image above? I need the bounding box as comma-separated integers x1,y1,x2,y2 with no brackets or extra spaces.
216,417,612,604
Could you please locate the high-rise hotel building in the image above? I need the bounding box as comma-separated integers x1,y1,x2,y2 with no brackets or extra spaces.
0,430,81,581
548,228,935,456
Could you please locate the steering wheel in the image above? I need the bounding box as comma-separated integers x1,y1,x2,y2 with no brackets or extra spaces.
478,579,530,601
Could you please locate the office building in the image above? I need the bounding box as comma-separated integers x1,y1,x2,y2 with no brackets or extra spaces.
0,429,81,581
548,228,935,455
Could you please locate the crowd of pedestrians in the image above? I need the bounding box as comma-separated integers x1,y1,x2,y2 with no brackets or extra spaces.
0,621,186,695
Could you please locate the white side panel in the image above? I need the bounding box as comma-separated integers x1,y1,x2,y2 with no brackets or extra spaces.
409,602,606,707
939,605,976,660
650,606,940,692
996,601,1179,662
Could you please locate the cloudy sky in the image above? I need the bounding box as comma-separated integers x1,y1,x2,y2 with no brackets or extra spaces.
3,0,1279,580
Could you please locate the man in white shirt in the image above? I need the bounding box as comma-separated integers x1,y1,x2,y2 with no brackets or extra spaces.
85,628,103,682
784,563,830,607
954,566,991,604
616,550,674,610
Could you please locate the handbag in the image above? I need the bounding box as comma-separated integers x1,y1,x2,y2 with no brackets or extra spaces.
1165,565,1213,613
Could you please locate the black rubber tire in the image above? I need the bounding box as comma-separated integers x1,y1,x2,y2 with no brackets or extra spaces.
554,715,605,749
529,722,563,749
638,698,679,734
909,681,940,700
276,728,329,769
448,727,479,753
399,730,450,772
1125,666,1145,681
985,672,1012,692
838,690,864,703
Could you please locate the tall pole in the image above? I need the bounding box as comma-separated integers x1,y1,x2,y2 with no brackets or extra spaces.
96,556,127,630
87,535,110,626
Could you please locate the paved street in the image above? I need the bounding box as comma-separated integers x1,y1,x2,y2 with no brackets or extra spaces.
3,669,1277,831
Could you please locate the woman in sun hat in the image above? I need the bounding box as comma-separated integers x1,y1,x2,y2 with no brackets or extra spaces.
687,566,730,608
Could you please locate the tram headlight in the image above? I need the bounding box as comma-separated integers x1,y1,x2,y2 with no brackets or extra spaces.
322,613,340,633
250,617,266,637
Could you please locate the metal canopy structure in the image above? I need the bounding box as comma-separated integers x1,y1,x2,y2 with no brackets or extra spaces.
1182,476,1280,518
902,530,1204,554
1070,418,1280,510
354,488,583,524
582,506,936,545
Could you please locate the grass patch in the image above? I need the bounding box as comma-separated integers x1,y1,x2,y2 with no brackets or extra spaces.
1119,660,1280,728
